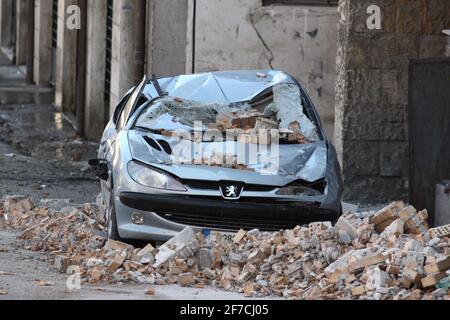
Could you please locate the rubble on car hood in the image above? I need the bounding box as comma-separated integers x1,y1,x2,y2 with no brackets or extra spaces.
1,195,450,299
129,71,325,180
129,130,328,185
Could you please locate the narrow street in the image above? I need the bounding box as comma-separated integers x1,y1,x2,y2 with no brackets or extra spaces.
0,1,449,304
0,52,248,300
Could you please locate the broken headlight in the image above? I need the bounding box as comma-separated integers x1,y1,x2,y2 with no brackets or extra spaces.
276,180,326,197
128,161,187,191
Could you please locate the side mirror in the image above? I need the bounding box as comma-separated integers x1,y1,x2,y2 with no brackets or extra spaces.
89,159,109,181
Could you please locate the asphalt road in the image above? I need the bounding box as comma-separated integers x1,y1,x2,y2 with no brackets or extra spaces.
0,124,251,300
0,71,252,300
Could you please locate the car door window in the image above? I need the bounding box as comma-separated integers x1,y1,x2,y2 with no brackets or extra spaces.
117,76,148,131
112,91,132,125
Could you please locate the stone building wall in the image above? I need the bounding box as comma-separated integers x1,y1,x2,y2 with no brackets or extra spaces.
335,0,449,202
188,0,339,141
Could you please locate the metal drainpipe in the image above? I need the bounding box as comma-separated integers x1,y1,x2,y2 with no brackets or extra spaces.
26,0,35,83
192,0,196,74
75,0,88,136
134,0,146,82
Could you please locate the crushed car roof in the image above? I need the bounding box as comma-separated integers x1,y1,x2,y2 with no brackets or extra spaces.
143,70,296,104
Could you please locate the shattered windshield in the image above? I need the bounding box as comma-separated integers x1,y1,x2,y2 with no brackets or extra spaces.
135,83,320,144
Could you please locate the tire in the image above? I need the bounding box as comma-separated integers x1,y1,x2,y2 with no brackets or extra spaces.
106,188,123,241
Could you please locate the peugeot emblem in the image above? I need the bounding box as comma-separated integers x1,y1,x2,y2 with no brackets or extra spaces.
220,183,244,200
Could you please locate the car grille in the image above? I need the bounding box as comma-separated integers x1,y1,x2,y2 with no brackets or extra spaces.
183,180,277,192
119,192,337,233
155,210,310,232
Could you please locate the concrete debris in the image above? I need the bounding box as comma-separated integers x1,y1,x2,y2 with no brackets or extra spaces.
153,227,199,268
145,287,156,296
39,199,72,211
0,198,449,300
36,280,54,287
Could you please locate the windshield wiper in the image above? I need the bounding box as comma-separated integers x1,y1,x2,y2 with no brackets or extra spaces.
151,74,165,97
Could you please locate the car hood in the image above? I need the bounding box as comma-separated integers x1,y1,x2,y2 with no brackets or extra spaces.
142,70,295,104
128,129,328,187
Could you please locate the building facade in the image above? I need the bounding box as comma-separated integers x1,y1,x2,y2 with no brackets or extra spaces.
1,0,449,203
1,0,339,139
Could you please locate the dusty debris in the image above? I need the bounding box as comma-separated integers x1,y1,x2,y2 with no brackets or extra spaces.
145,287,156,296
0,290,8,295
36,280,55,287
1,197,449,300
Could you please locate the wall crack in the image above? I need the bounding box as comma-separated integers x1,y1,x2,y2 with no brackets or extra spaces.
248,11,274,70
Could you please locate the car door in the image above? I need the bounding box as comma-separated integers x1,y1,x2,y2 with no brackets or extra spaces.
99,76,149,160
98,76,149,210
116,75,149,132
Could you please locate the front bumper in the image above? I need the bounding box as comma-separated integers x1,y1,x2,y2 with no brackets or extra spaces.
116,192,341,241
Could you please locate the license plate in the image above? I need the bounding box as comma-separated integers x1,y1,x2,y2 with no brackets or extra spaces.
203,229,236,243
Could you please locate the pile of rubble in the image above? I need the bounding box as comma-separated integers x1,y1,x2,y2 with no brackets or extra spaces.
1,196,449,300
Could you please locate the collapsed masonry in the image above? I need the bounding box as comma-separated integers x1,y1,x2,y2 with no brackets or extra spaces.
1,196,449,300
137,84,320,147
133,84,322,172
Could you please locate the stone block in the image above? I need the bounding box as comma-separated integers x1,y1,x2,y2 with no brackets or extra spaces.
342,141,380,176
379,104,407,141
381,70,400,105
422,0,450,35
348,33,420,69
380,141,409,177
342,103,383,141
343,176,408,203
382,0,399,34
395,0,423,34
419,35,447,59
348,68,382,105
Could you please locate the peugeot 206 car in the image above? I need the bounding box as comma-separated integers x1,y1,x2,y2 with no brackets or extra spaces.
90,70,343,242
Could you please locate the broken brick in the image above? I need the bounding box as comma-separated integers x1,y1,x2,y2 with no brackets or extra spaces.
421,272,447,288
178,273,195,287
107,252,127,273
424,257,450,274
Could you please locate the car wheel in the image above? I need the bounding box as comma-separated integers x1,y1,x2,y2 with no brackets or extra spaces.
106,189,122,241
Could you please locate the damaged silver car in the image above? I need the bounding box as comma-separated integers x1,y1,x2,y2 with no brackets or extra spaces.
91,70,343,242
